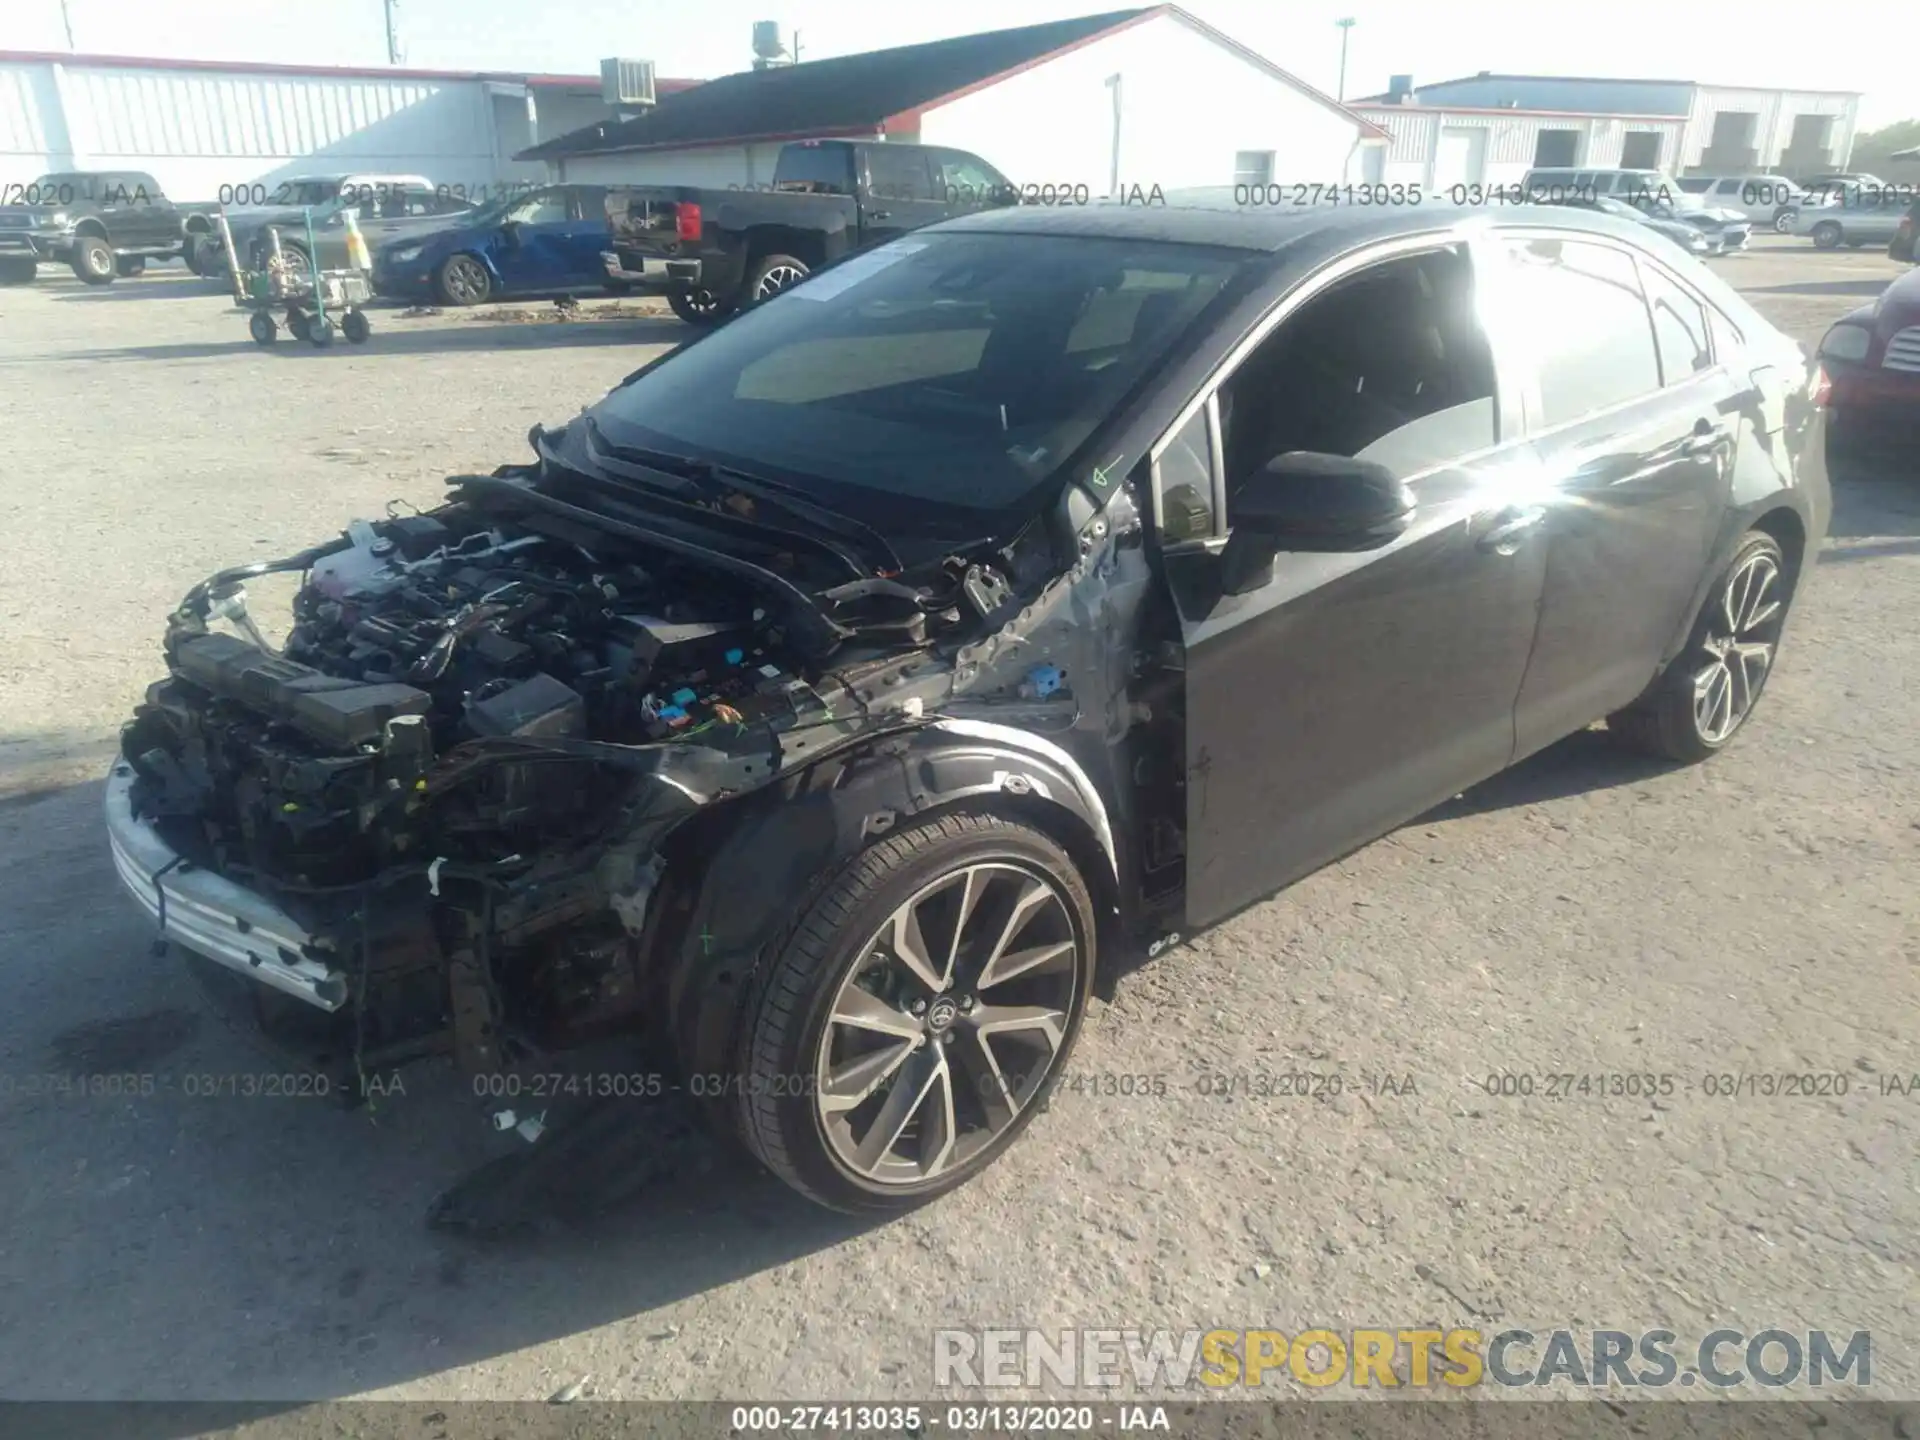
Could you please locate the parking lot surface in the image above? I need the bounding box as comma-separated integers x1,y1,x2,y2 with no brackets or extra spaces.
0,237,1915,1403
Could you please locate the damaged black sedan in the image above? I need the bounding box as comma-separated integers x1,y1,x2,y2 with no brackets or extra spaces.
108,201,1828,1213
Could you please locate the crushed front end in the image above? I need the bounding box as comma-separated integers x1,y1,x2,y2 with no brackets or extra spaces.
107,462,969,1091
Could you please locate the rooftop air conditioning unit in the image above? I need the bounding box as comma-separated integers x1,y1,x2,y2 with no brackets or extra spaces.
600,58,657,108
752,21,793,69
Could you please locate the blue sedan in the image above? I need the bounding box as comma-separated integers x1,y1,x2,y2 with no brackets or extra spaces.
371,184,623,305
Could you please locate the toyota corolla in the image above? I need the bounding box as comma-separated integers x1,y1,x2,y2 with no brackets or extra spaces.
107,201,1829,1213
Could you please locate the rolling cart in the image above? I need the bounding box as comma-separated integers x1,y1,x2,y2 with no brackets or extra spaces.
217,208,375,349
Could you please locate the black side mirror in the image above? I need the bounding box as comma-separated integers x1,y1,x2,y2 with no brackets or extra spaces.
1219,452,1414,595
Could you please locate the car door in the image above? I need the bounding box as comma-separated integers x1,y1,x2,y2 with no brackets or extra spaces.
96,173,146,248
1167,236,1551,928
553,185,618,286
859,146,949,246
1485,231,1739,758
484,187,574,293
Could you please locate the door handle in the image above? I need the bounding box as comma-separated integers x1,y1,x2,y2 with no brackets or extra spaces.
1478,505,1546,555
1681,418,1725,458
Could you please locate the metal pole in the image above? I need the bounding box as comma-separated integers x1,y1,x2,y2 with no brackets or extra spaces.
1106,73,1123,197
59,0,77,49
384,0,402,64
1335,18,1356,103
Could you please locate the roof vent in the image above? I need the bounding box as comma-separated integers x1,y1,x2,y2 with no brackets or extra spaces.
600,58,657,108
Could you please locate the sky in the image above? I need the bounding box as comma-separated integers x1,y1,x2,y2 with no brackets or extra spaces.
3,0,1908,130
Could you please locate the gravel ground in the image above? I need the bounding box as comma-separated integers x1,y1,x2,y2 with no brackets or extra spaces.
0,238,1914,1408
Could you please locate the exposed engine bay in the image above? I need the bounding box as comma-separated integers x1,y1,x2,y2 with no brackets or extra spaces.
113,446,1099,1086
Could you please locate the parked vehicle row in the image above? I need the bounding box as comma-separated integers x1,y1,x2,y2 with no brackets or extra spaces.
1519,168,1753,254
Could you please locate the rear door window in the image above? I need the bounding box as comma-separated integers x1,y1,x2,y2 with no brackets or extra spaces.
772,143,855,195
866,147,937,202
1499,236,1661,426
1639,262,1713,385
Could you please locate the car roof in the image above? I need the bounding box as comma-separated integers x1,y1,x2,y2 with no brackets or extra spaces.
932,193,1674,255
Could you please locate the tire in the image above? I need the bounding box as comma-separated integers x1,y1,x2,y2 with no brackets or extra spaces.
0,256,34,285
71,235,115,284
285,308,311,342
1608,531,1792,764
247,310,276,346
1773,208,1797,233
341,309,371,344
1810,221,1843,249
434,253,491,306
729,810,1097,1214
667,286,735,326
743,252,810,307
114,255,146,277
308,316,335,348
278,244,311,279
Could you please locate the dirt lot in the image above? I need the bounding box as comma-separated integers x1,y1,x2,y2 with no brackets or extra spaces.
0,237,1915,1407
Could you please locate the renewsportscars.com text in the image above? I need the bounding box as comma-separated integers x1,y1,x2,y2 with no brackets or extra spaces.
932,1328,1872,1390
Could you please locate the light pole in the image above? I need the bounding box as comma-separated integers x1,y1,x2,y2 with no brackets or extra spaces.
1335,17,1356,103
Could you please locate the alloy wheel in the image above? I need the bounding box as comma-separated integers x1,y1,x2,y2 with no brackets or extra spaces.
753,263,807,300
443,257,487,304
680,287,725,316
814,862,1082,1187
1693,549,1784,744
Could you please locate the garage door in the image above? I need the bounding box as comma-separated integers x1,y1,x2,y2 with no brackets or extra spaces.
1434,127,1487,188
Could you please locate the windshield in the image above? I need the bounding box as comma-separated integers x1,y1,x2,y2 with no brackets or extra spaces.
276,179,341,207
588,231,1249,519
24,173,96,203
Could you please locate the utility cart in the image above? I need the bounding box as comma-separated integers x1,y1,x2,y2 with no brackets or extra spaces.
217,209,375,348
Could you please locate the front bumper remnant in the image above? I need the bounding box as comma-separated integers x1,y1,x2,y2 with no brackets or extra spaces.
104,761,349,1010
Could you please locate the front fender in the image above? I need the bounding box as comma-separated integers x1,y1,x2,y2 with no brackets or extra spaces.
658,722,1121,1083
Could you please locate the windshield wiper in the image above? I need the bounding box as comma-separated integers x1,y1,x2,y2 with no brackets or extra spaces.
582,419,904,575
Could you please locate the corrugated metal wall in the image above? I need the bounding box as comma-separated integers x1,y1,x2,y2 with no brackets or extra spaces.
1681,86,1860,170
0,58,559,199
1355,103,1688,186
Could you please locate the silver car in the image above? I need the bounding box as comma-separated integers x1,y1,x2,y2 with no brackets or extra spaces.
1675,174,1807,232
1794,187,1915,249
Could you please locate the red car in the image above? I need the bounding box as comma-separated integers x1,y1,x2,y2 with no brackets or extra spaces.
1818,263,1920,450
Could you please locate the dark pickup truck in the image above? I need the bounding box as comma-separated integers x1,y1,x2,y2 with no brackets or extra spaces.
0,170,215,284
602,139,1015,324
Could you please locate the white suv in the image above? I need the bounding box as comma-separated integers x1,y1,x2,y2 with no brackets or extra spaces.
1674,174,1807,232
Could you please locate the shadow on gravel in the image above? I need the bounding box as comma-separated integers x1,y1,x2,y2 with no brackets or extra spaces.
46,274,230,302
0,773,879,1405
1418,726,1680,822
1741,277,1895,298
45,315,687,362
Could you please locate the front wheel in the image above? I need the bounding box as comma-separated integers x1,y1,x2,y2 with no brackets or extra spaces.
1608,531,1792,763
71,236,115,284
1772,208,1798,233
730,811,1096,1214
434,253,491,306
308,316,335,348
247,310,277,345
667,286,735,326
1810,221,1843,249
341,308,371,344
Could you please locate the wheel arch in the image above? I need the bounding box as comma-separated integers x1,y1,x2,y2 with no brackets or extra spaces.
744,227,826,271
649,726,1123,1086
71,218,109,239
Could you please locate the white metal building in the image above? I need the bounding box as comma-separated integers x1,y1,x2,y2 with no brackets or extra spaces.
0,49,701,200
524,7,1390,196
1353,72,1861,190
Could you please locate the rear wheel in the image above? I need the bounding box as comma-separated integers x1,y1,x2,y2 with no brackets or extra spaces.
1810,220,1843,249
745,252,810,305
285,308,311,342
71,235,115,284
1608,531,1792,763
341,308,371,344
730,811,1096,1214
247,310,276,345
308,316,336,348
667,285,734,326
1772,208,1797,233
434,253,490,306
